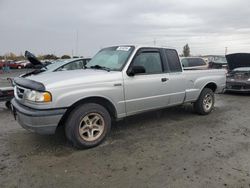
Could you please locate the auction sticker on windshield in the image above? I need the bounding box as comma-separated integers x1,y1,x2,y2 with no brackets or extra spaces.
116,46,131,51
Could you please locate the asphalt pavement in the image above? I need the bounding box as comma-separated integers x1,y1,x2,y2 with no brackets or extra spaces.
1,70,250,187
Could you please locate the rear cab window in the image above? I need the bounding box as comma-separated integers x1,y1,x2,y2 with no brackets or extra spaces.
164,49,182,72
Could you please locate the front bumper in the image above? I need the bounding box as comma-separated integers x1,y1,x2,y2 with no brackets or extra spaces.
11,99,67,134
226,81,250,93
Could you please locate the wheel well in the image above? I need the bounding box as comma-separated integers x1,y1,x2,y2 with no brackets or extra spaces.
58,97,117,128
204,82,217,92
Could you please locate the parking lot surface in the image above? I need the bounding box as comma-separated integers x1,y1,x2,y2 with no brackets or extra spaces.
0,69,31,87
1,71,250,187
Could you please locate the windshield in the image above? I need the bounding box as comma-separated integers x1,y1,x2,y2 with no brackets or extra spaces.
87,46,134,71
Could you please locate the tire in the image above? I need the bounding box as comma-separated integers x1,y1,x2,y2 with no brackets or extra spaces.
193,88,214,115
65,103,111,149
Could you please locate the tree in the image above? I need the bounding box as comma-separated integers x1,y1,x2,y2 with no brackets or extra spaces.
183,44,190,57
6,52,17,60
61,55,71,59
43,54,58,60
3,52,24,61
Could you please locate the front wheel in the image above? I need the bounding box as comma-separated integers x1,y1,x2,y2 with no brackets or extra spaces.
65,103,111,149
194,88,214,115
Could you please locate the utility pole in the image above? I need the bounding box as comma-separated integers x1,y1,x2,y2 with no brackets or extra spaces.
225,47,228,55
153,38,156,46
75,29,79,57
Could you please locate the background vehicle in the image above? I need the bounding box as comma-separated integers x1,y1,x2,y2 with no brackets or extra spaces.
2,52,91,106
180,57,208,69
11,45,226,149
21,51,91,77
15,60,30,68
208,60,228,69
226,53,250,92
0,60,5,69
24,51,90,72
44,58,90,72
7,61,25,69
208,56,228,69
0,60,25,69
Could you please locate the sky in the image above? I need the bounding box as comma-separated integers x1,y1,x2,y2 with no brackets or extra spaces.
1,0,250,57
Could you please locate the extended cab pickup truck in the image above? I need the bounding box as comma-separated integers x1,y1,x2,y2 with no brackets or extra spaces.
11,45,226,148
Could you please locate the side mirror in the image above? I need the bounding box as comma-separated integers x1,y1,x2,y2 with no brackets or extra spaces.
127,65,146,76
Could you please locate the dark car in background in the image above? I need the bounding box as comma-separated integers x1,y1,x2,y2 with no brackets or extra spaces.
226,53,250,93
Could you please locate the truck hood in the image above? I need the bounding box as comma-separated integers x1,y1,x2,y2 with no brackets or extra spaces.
226,53,250,71
26,69,122,90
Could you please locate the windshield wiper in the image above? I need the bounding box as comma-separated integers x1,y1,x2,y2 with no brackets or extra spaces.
89,65,111,72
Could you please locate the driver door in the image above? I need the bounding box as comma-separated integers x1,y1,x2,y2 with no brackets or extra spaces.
123,48,170,115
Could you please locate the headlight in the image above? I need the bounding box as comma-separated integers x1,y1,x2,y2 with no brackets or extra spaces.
25,90,52,102
248,78,250,81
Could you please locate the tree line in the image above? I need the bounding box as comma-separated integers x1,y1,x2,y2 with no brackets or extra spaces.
0,44,191,61
0,53,72,61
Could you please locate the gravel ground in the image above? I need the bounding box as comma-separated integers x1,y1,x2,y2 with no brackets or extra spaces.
1,70,250,187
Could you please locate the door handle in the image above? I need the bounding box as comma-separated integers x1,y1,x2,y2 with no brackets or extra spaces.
161,78,168,82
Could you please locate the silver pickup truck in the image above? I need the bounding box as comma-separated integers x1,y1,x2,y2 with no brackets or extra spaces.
11,45,226,148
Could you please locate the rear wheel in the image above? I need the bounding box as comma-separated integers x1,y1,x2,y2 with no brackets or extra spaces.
65,103,111,149
194,88,214,115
